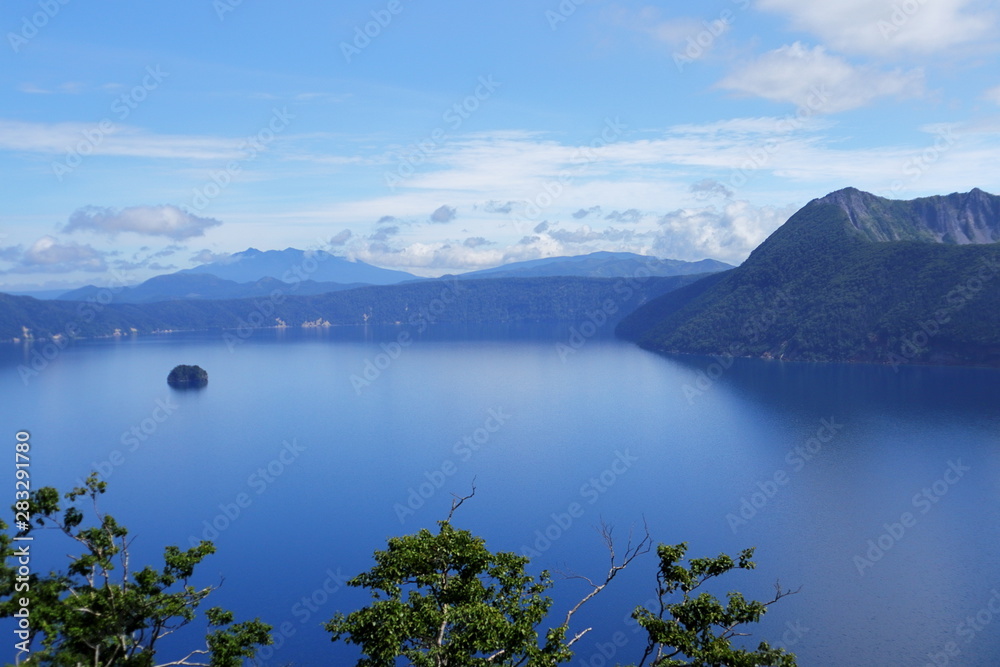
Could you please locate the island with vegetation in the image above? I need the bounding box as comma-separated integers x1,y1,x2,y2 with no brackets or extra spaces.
167,364,208,388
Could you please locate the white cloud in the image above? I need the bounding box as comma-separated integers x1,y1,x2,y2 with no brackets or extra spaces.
218,122,1000,276
430,205,457,223
717,42,924,112
608,5,734,51
756,0,997,56
12,236,108,273
653,200,798,264
64,205,222,240
329,229,353,246
463,237,492,248
17,83,51,95
984,85,1000,105
190,249,231,265
0,119,246,161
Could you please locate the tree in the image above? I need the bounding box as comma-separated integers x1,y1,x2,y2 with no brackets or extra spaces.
326,490,650,666
0,474,271,667
329,493,798,667
630,543,798,667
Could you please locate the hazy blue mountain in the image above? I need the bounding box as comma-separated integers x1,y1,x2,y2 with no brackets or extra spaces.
179,247,418,285
618,188,1000,367
456,251,732,279
1,275,703,343
3,289,74,300
57,273,362,303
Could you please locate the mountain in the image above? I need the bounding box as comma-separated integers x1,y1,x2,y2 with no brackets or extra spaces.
0,275,704,343
456,252,732,279
179,247,418,285
58,273,363,303
617,188,1000,367
44,250,726,303
824,187,1000,243
4,288,76,300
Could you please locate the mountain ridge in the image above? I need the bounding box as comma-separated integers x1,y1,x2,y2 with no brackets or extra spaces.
179,247,419,285
818,187,1000,244
455,252,733,279
47,251,732,303
617,188,1000,367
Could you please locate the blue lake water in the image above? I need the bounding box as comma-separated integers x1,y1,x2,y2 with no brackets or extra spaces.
2,325,999,666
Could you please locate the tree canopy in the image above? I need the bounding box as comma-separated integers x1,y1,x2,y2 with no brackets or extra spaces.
326,493,797,667
0,474,271,667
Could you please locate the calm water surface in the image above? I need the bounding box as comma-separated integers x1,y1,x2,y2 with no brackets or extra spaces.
2,325,998,666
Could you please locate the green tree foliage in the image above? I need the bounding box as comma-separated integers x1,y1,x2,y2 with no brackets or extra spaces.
0,474,271,667
618,198,1000,366
326,520,571,666
630,543,797,667
328,495,796,667
327,493,651,666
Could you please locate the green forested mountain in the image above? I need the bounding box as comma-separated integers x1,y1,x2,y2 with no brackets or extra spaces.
617,188,1000,367
0,275,701,343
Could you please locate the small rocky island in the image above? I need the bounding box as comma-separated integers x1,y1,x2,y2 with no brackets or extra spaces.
167,364,208,388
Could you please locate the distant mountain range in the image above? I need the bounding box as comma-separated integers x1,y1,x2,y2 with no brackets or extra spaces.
455,252,732,280
49,250,729,304
618,188,1000,367
7,187,998,368
178,247,418,285
57,273,365,304
0,275,706,343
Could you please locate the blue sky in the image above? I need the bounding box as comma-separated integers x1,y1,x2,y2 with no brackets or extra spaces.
1,0,999,290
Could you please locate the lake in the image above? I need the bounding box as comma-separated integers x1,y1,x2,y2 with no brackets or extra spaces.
2,324,999,666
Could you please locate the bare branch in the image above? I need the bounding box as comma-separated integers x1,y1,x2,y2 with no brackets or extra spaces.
446,480,477,522
560,518,652,648
485,648,507,662
153,648,210,667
